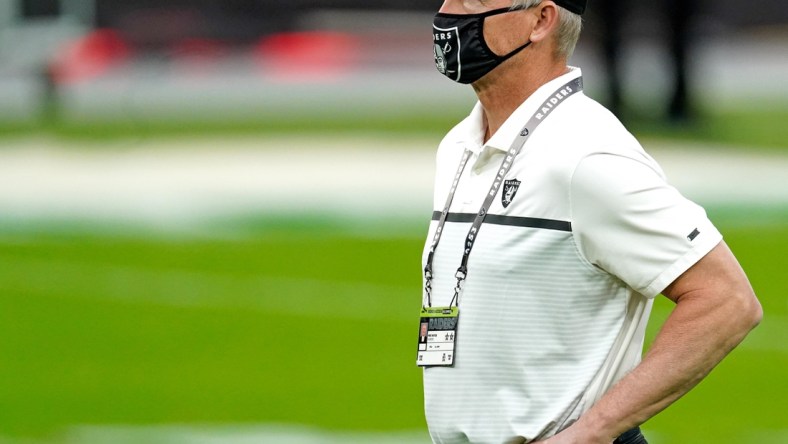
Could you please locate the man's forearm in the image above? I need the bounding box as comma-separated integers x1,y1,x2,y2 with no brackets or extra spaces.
573,287,761,442
539,242,762,444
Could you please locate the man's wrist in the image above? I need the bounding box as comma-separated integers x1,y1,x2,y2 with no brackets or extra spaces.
571,410,619,443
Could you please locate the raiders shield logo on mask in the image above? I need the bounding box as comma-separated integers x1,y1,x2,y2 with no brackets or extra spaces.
433,25,460,81
502,179,521,208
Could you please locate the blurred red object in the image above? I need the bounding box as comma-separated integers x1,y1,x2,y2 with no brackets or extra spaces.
50,29,131,85
255,31,360,82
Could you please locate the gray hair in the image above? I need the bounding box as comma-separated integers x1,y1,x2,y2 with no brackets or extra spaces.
511,0,582,59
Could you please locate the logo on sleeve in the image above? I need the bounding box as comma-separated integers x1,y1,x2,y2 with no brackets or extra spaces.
687,228,700,242
502,179,521,208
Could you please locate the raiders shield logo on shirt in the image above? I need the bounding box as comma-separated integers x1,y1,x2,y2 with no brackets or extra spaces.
502,179,521,208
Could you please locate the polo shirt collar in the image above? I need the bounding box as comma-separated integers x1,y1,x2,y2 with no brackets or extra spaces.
459,67,583,155
457,101,487,155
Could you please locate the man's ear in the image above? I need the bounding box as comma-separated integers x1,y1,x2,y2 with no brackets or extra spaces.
529,1,561,43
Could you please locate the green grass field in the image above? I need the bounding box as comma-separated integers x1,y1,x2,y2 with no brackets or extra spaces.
1,94,786,442
1,208,786,443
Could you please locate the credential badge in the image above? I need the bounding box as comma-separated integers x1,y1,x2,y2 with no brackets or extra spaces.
502,179,521,208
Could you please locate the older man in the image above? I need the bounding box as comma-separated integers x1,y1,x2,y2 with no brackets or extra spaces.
417,1,762,443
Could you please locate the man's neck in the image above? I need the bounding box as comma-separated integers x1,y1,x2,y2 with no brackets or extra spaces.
474,60,569,143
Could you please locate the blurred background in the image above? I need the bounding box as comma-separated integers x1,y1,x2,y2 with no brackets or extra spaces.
0,0,786,443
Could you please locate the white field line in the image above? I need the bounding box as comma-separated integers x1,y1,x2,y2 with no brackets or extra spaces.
3,424,787,444
0,255,413,321
738,314,788,354
1,425,433,444
0,136,437,225
737,429,788,444
5,254,787,354
1,136,787,227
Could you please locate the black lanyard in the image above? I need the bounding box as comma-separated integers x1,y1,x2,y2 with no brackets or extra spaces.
423,76,583,308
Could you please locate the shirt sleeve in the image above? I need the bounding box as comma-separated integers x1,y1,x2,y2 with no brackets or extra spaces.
570,152,722,298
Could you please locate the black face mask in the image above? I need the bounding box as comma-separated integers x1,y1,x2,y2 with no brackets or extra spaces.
433,7,532,84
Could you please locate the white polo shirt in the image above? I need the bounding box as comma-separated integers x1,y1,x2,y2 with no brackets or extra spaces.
421,68,722,443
